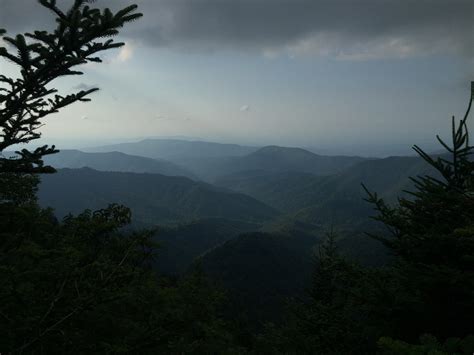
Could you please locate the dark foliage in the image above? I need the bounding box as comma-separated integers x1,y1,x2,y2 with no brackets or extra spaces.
0,199,237,353
363,83,474,340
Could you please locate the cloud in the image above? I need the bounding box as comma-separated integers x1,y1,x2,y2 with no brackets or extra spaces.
126,0,473,59
0,0,59,33
1,0,473,60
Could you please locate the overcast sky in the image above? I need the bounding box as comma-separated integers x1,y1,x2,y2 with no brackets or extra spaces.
1,0,473,155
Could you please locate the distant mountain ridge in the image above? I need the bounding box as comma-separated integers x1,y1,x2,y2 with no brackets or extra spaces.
82,139,367,181
4,149,195,179
169,145,367,181
85,139,258,160
227,145,367,176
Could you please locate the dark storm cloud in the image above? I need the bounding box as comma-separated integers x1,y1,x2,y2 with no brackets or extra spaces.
1,0,473,58
0,0,60,32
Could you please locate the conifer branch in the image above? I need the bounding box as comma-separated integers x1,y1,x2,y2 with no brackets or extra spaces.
0,0,142,174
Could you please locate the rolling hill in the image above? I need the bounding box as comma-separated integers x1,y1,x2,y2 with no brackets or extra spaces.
38,168,279,225
173,145,367,181
229,146,367,175
216,155,434,226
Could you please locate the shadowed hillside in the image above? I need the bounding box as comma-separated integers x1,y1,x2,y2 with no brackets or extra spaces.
38,168,279,225
198,228,320,324
153,218,261,275
216,155,434,226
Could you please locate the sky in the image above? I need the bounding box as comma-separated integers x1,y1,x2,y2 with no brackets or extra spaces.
0,0,473,156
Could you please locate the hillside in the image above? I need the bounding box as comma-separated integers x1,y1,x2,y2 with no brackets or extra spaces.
176,145,367,181
198,230,320,324
216,155,434,226
38,168,279,225
196,218,389,324
291,155,435,225
232,146,366,175
216,170,322,211
153,218,261,275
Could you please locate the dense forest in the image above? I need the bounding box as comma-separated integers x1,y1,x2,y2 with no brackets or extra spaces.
0,1,473,354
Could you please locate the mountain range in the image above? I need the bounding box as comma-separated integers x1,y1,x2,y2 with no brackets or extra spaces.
86,139,258,161
30,137,440,323
85,139,367,181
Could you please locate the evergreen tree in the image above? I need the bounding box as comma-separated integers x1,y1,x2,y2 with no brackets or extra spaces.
364,82,474,340
0,0,142,174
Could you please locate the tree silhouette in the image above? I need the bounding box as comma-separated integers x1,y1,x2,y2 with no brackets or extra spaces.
363,82,474,339
0,0,142,174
